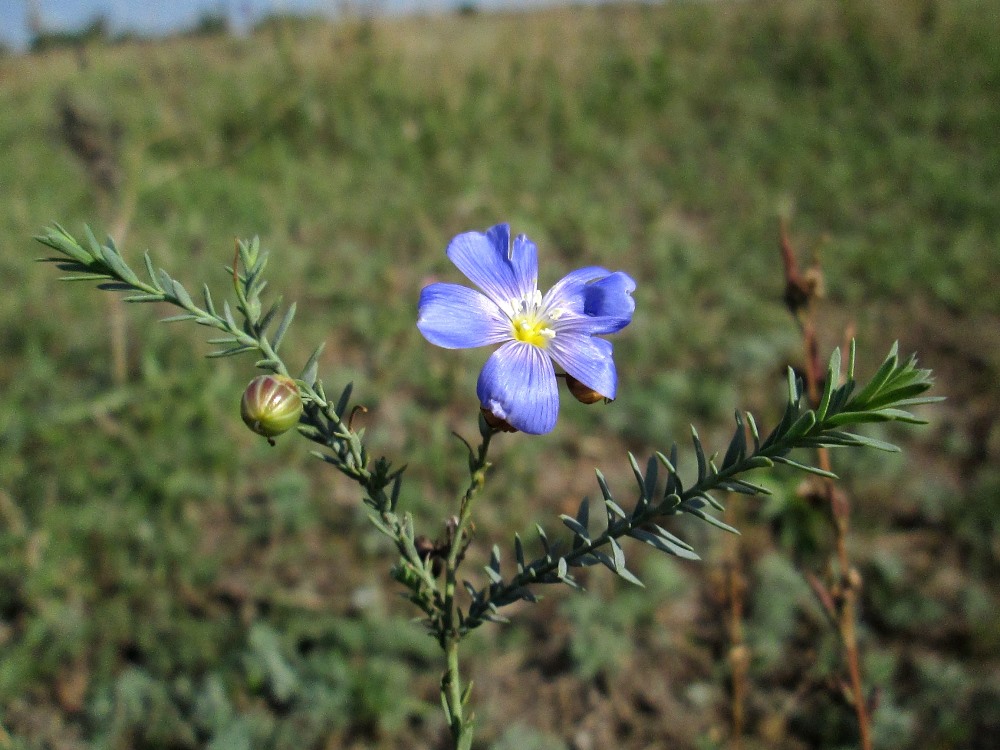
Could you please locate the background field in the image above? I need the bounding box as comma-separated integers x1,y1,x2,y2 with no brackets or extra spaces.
1,0,998,747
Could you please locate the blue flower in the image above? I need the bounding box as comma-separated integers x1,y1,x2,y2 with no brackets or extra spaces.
417,223,635,434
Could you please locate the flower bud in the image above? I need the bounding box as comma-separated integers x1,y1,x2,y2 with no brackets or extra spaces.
480,407,518,433
564,374,611,404
241,374,303,440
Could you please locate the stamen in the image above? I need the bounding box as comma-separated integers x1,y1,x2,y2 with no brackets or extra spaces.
508,288,557,348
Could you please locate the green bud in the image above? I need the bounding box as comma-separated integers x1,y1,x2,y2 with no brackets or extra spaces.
241,374,303,440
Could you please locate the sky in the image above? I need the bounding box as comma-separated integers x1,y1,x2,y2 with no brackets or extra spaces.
0,0,595,52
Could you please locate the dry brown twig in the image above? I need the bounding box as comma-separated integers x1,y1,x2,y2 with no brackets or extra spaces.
779,218,873,750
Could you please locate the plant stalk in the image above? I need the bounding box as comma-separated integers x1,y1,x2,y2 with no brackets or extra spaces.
781,221,873,750
440,422,495,748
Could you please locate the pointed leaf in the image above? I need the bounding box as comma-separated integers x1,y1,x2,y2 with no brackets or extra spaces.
816,347,841,421
691,425,708,482
771,455,838,478
560,514,590,541
682,506,740,534
300,343,325,386
271,302,296,353
722,411,747,469
627,452,645,496
628,527,701,560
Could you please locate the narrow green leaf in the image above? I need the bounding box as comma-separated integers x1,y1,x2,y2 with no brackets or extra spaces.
171,280,195,310
615,566,644,586
649,523,695,551
575,496,590,529
816,347,840,421
202,284,217,317
629,527,701,560
655,450,676,475
489,545,502,573
691,426,707,482
390,472,404,512
143,252,160,290
594,469,614,505
300,343,325,386
514,534,525,572
157,269,174,294
855,383,937,411
83,225,104,262
206,345,257,358
829,431,902,452
825,410,896,427
58,273,111,282
271,302,296,353
609,537,627,571
697,491,725,512
722,411,747,469
850,344,900,407
746,412,761,452
784,410,818,441
787,365,801,406
771,455,838,478
37,229,91,264
560,514,590,541
258,299,281,333
335,382,354,419
886,395,945,409
255,359,282,372
535,524,550,556
720,479,772,496
483,566,503,585
627,452,646,496
643,454,659,500
762,390,799,450
367,512,395,537
682,506,740,534
103,236,140,283
160,313,199,323
603,496,627,521
742,455,775,470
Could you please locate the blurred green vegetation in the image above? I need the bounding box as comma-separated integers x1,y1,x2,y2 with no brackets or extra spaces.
0,0,996,747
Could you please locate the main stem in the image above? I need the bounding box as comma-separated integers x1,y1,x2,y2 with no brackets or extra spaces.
440,421,495,750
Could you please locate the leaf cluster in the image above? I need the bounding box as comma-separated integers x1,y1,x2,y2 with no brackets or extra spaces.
34,225,440,637
463,342,940,631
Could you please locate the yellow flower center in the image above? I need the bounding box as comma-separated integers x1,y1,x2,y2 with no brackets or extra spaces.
508,290,559,349
512,315,554,347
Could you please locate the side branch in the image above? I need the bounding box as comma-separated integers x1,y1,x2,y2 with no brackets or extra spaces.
465,342,939,631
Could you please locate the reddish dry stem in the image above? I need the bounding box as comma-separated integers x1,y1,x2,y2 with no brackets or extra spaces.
780,222,873,750
724,504,748,750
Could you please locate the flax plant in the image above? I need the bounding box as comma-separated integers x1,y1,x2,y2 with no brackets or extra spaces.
36,223,940,748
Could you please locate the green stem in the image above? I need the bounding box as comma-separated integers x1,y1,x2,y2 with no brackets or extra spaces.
440,420,496,748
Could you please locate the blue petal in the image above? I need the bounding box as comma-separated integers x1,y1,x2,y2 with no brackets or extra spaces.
417,283,511,349
548,332,618,400
510,233,541,301
582,271,636,334
543,266,611,315
446,224,538,307
477,341,559,434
